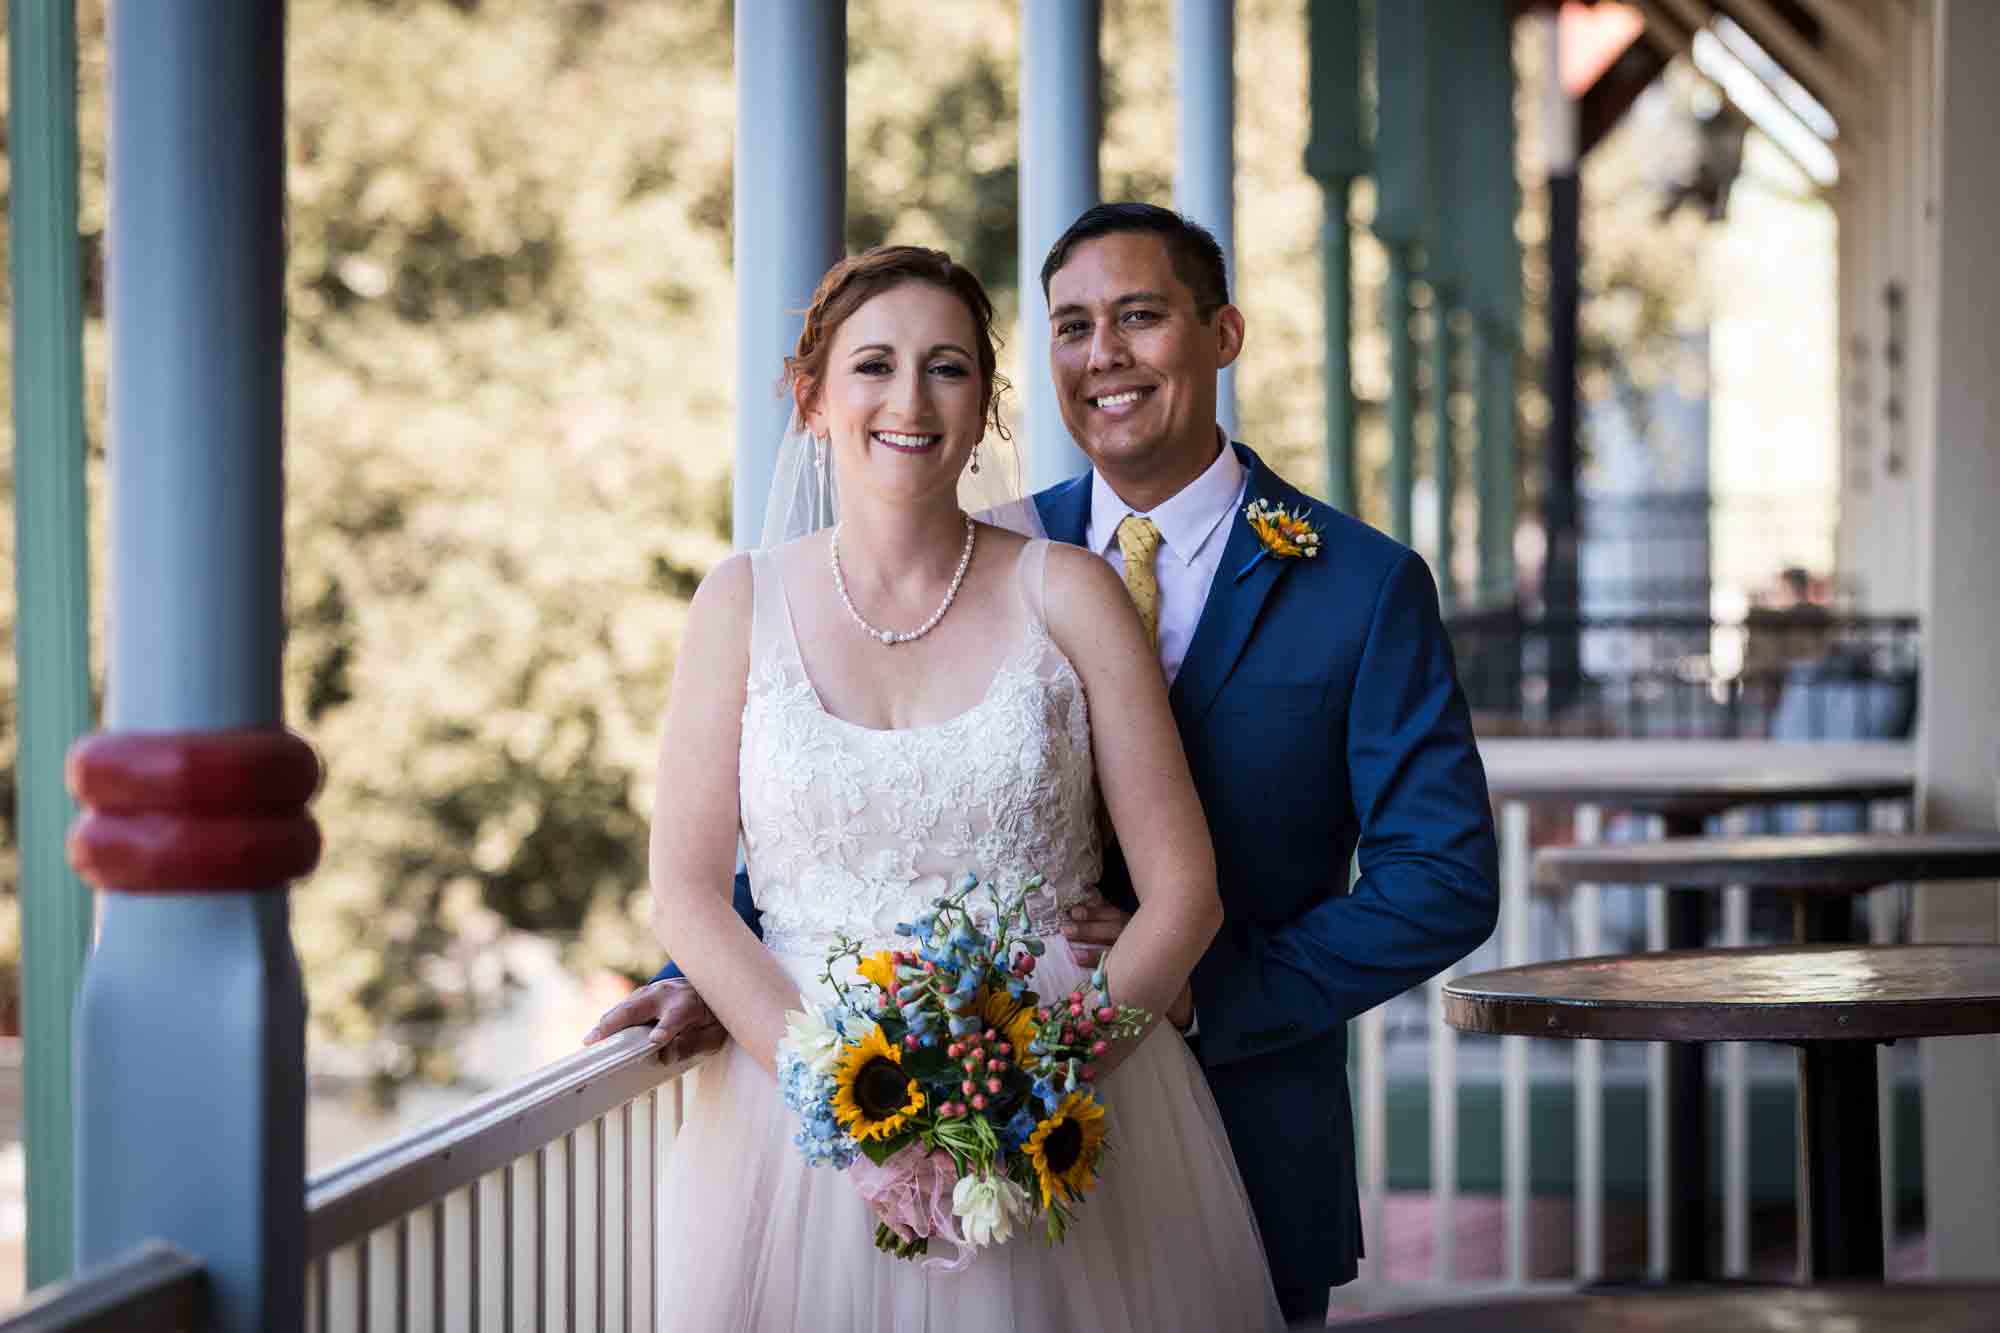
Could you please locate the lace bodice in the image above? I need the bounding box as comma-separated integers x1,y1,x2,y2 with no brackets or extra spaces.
738,539,1103,954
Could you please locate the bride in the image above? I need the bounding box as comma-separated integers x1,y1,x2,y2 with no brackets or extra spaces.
649,245,1284,1331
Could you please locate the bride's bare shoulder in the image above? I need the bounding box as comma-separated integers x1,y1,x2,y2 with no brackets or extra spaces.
1040,542,1144,651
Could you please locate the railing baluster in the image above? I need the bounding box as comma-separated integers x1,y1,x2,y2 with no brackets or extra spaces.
358,1230,373,1333
1645,845,1669,1280
565,1129,578,1333
1500,799,1531,1284
650,1088,661,1333
469,1178,482,1333
431,1200,446,1333
621,1101,634,1333
1359,1003,1386,1283
597,1115,608,1333
536,1144,548,1333
1723,878,1750,1277
1573,803,1604,1282
1428,970,1458,1282
394,1215,410,1333
503,1160,517,1333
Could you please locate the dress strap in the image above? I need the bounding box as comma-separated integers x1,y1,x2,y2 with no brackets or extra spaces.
1015,537,1052,633
747,548,807,677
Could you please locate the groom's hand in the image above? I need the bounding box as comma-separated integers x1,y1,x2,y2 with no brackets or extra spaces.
582,978,726,1063
1061,901,1130,967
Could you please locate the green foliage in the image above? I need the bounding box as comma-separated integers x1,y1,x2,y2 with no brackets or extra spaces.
1,0,1703,1100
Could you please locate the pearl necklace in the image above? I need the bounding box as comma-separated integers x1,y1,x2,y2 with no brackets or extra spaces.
830,514,976,645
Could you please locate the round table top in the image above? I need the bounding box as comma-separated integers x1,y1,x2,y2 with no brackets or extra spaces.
1479,740,1915,814
1339,1283,2000,1331
1442,944,2000,1043
1534,831,2000,893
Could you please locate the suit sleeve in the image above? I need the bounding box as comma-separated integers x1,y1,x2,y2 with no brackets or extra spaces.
651,868,764,983
1190,551,1500,1067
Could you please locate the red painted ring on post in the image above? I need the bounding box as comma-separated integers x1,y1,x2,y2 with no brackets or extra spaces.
66,729,324,892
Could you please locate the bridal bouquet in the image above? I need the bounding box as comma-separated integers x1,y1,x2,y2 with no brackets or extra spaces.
774,872,1151,1269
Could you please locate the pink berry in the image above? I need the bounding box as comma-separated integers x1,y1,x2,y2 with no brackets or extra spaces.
1036,1008,1051,1022
983,1028,998,1042
1097,1006,1116,1023
972,1094,988,1111
1081,1066,1097,1082
987,1058,1005,1072
985,1077,1003,1094
1091,1039,1109,1056
1021,955,1036,974
923,961,937,974
947,1043,962,1059
998,1042,1012,1055
903,1034,919,1050
961,1079,977,1095
1078,1021,1096,1038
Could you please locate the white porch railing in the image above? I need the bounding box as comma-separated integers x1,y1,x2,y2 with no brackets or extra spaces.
304,1031,699,1332
1339,790,1916,1312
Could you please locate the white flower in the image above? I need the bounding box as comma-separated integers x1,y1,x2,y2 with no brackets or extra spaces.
952,1171,1032,1247
776,999,843,1078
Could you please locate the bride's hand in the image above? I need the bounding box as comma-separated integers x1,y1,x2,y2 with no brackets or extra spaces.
582,978,727,1063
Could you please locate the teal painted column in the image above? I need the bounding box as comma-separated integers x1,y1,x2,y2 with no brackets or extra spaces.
1374,0,1431,547
1306,0,1366,514
1477,322,1517,605
1385,252,1416,544
73,7,317,1330
1430,302,1456,613
8,0,94,1289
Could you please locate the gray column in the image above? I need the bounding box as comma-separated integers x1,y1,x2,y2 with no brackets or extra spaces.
1020,0,1101,490
1386,252,1416,544
1305,0,1366,516
75,6,299,1331
734,0,846,547
1916,0,2000,1279
1175,0,1237,436
1430,303,1456,614
9,0,93,1289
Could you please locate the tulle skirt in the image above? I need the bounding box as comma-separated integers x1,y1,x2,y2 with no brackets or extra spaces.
654,939,1286,1332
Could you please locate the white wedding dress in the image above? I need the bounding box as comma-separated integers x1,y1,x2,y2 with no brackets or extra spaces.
654,539,1284,1332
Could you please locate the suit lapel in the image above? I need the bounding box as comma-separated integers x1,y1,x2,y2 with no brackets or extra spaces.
1168,445,1295,725
1034,472,1092,549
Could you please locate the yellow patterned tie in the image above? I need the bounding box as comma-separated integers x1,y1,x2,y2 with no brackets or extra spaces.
1116,515,1164,647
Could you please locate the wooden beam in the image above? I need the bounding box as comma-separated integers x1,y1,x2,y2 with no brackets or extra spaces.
1716,0,1864,126
1794,0,1888,68
1630,0,1697,59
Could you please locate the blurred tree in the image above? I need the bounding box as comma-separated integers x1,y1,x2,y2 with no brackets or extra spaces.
0,1,1726,1100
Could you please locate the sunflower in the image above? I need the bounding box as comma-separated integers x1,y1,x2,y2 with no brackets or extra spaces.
1024,1092,1109,1208
831,1025,925,1142
980,987,1039,1060
1245,499,1322,559
856,949,899,995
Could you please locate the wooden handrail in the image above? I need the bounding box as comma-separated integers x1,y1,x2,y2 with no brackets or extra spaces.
305,1028,705,1259
0,1242,202,1332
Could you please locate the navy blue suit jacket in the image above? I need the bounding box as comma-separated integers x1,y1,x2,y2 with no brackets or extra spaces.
658,444,1499,1291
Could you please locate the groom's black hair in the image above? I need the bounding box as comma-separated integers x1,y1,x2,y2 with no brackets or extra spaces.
1039,203,1230,322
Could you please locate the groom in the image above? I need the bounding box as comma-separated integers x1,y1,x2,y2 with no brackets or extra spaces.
587,203,1499,1322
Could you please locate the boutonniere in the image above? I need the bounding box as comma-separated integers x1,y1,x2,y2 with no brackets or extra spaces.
1235,498,1322,580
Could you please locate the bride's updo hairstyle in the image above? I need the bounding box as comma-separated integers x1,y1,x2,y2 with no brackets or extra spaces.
784,245,1012,441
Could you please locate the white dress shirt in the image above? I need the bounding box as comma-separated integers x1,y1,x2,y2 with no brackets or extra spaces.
1086,432,1248,686
1085,431,1245,1040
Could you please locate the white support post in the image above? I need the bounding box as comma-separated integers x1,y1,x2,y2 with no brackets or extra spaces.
1175,0,1237,436
1571,805,1604,1282
1020,0,1101,490
732,0,846,548
1915,0,2000,1280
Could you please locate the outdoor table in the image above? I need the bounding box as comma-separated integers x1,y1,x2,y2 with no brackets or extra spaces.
1339,1282,2000,1331
1535,831,2000,944
1479,739,1916,1280
1443,944,2000,1282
